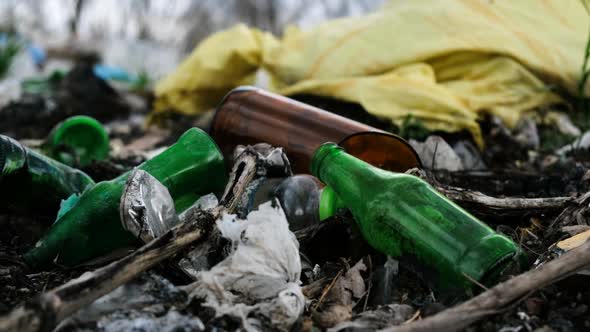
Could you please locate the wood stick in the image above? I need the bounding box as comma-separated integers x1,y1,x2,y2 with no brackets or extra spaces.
547,191,590,234
380,239,590,332
437,185,572,217
407,168,573,218
0,146,273,332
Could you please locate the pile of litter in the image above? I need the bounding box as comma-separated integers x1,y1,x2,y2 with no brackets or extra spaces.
1,1,590,332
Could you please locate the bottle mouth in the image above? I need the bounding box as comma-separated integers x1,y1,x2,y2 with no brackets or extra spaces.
176,127,228,199
47,115,110,166
181,127,226,166
458,234,526,288
479,252,516,286
310,142,342,179
479,248,527,287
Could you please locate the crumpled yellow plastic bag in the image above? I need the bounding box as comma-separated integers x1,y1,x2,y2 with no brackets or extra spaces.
154,0,590,147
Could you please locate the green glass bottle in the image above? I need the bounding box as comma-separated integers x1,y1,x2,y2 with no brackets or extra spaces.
24,128,227,268
0,134,95,213
43,115,110,167
311,143,525,291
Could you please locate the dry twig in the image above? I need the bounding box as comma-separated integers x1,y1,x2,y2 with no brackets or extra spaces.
380,239,590,332
548,191,590,234
408,168,573,218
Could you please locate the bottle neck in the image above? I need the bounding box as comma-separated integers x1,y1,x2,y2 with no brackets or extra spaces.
133,128,227,212
318,186,347,221
312,143,382,213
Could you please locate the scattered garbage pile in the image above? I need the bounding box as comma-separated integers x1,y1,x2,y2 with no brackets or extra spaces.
1,1,590,332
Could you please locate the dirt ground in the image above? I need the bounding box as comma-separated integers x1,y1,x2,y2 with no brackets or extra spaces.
1,81,590,331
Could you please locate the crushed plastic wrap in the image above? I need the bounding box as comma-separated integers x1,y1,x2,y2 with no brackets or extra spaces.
185,201,304,331
120,169,179,243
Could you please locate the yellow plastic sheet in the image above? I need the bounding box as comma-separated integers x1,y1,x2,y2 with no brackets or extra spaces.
154,0,590,147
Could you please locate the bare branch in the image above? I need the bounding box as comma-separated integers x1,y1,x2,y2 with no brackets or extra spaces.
380,239,590,332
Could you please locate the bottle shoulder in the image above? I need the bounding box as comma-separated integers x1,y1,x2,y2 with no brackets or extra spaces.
356,173,433,211
369,171,428,188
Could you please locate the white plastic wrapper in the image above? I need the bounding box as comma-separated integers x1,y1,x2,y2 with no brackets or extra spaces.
187,201,304,331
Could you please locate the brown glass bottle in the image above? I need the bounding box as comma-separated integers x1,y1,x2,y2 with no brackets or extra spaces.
210,87,421,174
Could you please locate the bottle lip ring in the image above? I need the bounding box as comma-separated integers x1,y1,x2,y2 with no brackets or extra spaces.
478,251,518,285
50,115,109,142
310,142,342,178
457,234,525,288
180,127,228,175
48,115,110,161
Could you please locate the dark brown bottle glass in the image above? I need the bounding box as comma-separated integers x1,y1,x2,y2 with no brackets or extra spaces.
210,86,421,174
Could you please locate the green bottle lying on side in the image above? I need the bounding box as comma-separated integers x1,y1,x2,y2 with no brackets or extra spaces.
25,128,227,268
311,143,526,291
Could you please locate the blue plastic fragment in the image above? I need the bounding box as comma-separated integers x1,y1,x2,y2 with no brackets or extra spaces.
27,43,46,66
93,64,136,82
